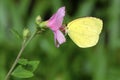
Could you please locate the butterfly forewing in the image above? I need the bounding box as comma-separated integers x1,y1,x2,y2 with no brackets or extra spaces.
67,17,103,48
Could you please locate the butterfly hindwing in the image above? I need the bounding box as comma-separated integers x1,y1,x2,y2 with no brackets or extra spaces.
67,17,103,48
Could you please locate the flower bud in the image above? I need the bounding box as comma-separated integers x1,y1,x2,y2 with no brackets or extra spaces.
36,16,42,25
23,29,30,39
39,21,47,28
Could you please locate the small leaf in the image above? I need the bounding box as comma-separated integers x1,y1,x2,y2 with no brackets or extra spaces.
12,65,34,78
10,28,22,39
27,60,40,72
18,59,28,65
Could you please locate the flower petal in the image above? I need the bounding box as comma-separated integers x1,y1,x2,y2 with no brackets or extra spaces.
54,30,66,47
47,7,65,31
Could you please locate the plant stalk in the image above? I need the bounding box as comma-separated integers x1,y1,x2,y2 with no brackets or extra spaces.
5,30,37,80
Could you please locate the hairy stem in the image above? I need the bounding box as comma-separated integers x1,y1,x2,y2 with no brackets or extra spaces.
5,30,37,80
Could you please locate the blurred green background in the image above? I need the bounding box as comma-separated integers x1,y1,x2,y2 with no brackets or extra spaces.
0,0,120,80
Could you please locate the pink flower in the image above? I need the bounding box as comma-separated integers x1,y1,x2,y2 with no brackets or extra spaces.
47,7,66,47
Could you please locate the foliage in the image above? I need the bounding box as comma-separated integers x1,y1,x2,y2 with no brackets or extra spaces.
0,0,120,80
12,59,40,78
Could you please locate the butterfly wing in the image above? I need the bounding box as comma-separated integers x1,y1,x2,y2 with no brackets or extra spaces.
67,17,103,48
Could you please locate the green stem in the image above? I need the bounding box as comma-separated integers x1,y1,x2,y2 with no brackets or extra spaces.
5,30,37,80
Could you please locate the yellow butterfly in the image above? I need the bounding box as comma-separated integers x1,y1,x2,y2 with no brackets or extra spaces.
67,17,103,48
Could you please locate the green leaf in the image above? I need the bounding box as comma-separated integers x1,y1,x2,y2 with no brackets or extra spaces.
10,28,22,39
18,59,28,65
12,65,34,78
27,60,40,72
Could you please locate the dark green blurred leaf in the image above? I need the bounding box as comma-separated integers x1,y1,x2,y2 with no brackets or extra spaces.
10,28,22,39
18,58,28,66
12,65,34,78
27,60,40,72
